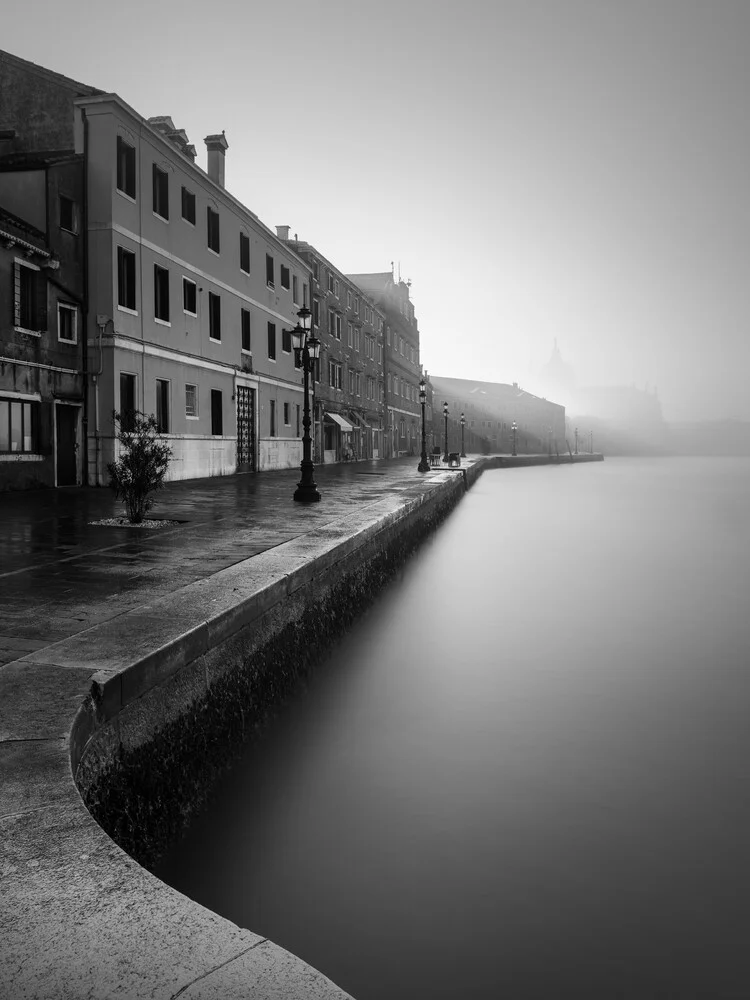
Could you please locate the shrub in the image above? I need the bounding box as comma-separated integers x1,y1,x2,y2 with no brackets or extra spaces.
107,410,172,523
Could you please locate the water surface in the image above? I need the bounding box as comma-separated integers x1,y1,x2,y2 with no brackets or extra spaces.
156,458,750,999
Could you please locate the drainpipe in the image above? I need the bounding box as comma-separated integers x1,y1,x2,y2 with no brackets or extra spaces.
81,108,90,486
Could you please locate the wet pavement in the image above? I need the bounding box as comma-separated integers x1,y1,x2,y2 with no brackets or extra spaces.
0,458,456,667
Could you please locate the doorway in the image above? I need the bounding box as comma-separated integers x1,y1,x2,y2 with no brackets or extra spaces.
56,404,79,486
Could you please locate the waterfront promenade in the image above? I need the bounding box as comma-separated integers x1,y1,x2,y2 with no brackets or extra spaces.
0,453,599,999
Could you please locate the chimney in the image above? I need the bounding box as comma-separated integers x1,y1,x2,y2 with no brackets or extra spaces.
276,225,290,241
204,131,228,188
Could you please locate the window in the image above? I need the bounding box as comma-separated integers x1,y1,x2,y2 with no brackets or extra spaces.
0,398,35,453
377,343,383,364
334,314,341,340
116,136,136,198
58,303,77,343
152,165,169,219
185,383,198,418
347,290,352,308
334,278,339,298
292,274,299,303
240,233,250,273
120,373,137,431
183,277,197,315
281,326,292,353
117,247,136,311
312,259,319,280
155,379,170,433
354,328,360,352
14,261,41,332
211,389,223,435
280,265,290,289
59,195,77,234
354,297,359,315
267,321,276,360
241,309,251,352
266,254,274,287
327,272,334,294
296,403,300,436
154,265,170,322
283,401,290,425
387,326,391,345
181,186,196,224
328,361,342,389
207,207,220,253
313,299,320,327
347,323,353,348
270,399,276,437
364,305,371,323
208,292,221,341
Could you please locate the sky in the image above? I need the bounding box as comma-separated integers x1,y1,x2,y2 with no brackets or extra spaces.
5,0,750,421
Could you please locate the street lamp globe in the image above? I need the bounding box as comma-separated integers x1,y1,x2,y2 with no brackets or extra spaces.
297,305,312,332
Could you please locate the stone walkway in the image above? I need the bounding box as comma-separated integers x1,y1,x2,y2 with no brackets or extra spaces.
0,457,457,667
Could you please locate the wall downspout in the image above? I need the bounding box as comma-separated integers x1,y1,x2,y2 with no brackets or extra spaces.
81,109,90,487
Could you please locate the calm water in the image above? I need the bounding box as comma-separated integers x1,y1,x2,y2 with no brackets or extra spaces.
155,458,750,999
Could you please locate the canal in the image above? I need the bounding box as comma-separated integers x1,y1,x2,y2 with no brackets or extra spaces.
154,457,750,999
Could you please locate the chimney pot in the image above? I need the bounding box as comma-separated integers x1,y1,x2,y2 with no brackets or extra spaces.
276,225,290,240
204,131,229,188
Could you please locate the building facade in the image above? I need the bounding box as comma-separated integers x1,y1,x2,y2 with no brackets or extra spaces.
430,376,566,455
282,235,386,463
0,155,85,490
347,272,423,458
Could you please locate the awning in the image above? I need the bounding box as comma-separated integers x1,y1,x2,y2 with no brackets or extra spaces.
348,411,370,430
324,411,354,432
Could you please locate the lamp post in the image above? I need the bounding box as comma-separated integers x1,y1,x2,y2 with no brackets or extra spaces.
417,378,429,472
511,420,517,457
548,425,553,457
291,306,321,503
442,401,449,462
460,412,466,458
574,426,579,455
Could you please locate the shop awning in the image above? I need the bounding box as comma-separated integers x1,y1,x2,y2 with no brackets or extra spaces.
324,412,354,432
348,411,370,430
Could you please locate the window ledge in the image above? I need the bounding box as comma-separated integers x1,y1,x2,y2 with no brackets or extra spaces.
116,188,137,204
186,415,200,421
14,327,42,337
153,212,169,223
181,217,196,227
209,336,222,344
208,247,221,258
240,267,251,276
0,453,44,462
117,305,138,317
183,310,198,318
58,337,78,345
154,318,171,327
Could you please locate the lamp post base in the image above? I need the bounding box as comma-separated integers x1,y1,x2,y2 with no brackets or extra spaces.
417,456,430,473
294,482,321,503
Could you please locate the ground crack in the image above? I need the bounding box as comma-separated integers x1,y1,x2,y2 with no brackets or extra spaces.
170,939,269,998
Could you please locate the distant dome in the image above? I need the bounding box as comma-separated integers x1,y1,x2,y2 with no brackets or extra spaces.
538,339,576,398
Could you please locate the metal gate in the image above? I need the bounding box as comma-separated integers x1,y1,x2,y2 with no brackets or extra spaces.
236,385,255,471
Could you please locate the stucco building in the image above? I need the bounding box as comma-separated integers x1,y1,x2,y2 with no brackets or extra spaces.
347,271,422,458
1,49,312,485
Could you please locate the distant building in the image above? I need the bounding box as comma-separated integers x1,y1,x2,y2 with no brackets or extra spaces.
280,235,386,462
430,376,566,454
347,271,423,458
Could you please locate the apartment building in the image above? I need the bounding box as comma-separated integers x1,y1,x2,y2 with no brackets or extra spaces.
281,234,386,463
78,98,311,481
347,272,422,458
0,49,312,485
0,152,85,489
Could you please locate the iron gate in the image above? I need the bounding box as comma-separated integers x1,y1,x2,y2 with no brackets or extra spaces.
236,385,255,471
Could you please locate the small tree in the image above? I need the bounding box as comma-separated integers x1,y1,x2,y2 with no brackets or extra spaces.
107,410,172,523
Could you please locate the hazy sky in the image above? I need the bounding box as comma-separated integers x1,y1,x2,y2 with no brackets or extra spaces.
5,0,750,421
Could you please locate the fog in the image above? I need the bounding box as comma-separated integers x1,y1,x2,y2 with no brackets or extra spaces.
5,0,750,421
157,458,750,998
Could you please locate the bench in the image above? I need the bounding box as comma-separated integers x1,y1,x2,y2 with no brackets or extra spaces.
429,452,442,468
448,452,461,468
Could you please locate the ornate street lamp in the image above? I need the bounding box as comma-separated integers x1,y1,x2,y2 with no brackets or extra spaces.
442,401,449,463
511,420,518,457
574,426,579,455
548,425,553,457
460,412,466,458
291,305,321,503
417,378,429,472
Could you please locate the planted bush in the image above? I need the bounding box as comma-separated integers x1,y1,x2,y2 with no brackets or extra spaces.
107,410,172,524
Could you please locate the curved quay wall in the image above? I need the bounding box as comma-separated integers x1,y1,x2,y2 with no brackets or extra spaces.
2,454,602,999
2,464,481,1000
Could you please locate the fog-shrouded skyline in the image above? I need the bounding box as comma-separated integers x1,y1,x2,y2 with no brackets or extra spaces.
4,0,750,422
